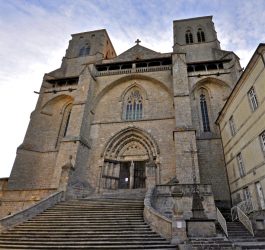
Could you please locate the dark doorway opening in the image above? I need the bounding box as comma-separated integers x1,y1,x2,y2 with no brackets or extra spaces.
134,161,146,188
118,162,130,189
118,161,146,189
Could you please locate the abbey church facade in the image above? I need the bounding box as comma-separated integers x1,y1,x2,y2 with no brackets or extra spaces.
2,15,265,248
1,16,243,216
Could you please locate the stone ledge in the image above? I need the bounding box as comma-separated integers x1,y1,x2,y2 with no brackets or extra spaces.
0,191,64,233
187,219,216,237
144,187,172,240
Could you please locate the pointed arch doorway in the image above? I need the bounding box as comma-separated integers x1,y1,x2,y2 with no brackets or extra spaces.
100,127,159,190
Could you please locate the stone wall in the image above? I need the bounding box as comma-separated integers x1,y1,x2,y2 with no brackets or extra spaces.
0,189,56,219
0,179,8,191
152,184,216,220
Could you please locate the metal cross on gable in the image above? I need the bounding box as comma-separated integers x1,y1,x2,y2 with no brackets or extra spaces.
135,39,141,45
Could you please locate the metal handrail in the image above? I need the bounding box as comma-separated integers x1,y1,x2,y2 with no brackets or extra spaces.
237,206,254,236
216,207,228,237
231,206,238,221
231,199,254,221
238,199,254,214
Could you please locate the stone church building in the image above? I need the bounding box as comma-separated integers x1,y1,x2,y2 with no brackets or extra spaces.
7,15,241,205
3,14,242,214
4,16,263,248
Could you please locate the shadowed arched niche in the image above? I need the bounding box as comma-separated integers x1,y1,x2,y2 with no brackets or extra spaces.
41,95,74,116
91,74,172,113
38,94,74,149
191,77,231,98
191,77,230,135
101,126,160,162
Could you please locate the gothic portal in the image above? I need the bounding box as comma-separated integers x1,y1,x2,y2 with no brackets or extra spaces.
101,127,159,190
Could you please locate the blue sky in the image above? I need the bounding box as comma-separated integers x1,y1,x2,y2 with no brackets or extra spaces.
0,0,265,177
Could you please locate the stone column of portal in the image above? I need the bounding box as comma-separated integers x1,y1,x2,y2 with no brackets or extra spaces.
129,161,135,189
107,162,113,189
114,163,120,189
102,162,108,189
172,53,200,184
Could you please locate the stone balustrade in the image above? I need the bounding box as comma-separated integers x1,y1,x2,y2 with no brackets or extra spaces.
94,65,172,77
143,184,217,243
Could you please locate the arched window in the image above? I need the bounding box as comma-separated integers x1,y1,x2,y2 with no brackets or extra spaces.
125,90,143,120
200,94,210,132
197,28,205,43
56,104,72,148
79,46,90,56
185,30,193,44
63,106,72,137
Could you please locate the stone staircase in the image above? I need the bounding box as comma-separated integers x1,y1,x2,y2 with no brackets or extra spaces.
187,237,234,249
0,197,176,249
227,221,265,249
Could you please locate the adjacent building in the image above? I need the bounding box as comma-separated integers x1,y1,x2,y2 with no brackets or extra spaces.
217,44,265,232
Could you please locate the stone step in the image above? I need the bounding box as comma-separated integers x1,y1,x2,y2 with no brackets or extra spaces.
0,238,168,243
0,240,174,246
191,243,232,246
13,225,151,230
0,244,176,249
22,222,147,226
55,203,144,206
51,206,144,210
41,212,143,215
35,214,143,218
59,200,144,204
75,199,144,203
29,217,144,221
241,246,265,249
8,228,154,233
27,219,145,224
0,236,164,241
187,236,234,249
1,232,158,237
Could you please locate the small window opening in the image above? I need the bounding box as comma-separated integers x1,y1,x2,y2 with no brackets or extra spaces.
148,61,161,67
121,64,132,69
185,30,193,44
187,65,194,72
79,46,90,57
197,28,205,43
195,64,206,71
207,64,218,71
248,87,258,111
136,62,147,68
109,64,120,70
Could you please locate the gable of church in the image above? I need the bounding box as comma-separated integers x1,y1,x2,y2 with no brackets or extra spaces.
112,44,162,62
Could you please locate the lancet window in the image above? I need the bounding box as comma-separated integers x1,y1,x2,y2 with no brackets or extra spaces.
55,104,72,148
200,94,210,132
197,28,205,43
125,90,143,120
185,30,193,44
